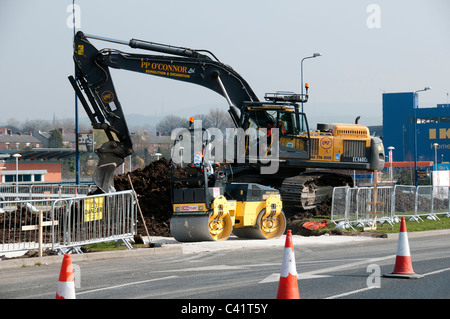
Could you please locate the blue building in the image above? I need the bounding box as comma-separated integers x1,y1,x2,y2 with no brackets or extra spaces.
382,92,450,163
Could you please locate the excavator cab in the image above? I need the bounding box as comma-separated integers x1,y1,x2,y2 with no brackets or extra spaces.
244,92,311,161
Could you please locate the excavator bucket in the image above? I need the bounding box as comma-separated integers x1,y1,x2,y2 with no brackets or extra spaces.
92,141,129,193
93,162,121,193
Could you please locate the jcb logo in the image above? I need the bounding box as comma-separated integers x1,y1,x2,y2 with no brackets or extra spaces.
429,128,450,139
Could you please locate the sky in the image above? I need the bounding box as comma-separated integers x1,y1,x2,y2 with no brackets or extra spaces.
0,0,449,130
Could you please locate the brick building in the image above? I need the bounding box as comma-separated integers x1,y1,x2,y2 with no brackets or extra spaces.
0,127,78,183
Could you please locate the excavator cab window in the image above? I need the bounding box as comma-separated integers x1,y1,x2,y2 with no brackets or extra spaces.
276,109,310,160
276,110,307,136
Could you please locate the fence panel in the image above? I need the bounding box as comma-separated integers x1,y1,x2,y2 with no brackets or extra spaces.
353,186,393,226
0,198,64,253
53,191,136,252
1,191,136,254
393,185,416,220
331,184,450,229
415,186,433,221
0,185,32,201
331,187,349,224
432,186,450,218
1,183,95,201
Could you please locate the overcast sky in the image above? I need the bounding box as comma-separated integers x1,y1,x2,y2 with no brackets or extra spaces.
0,0,449,129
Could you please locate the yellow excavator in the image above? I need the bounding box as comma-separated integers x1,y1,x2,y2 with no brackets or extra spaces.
68,31,385,241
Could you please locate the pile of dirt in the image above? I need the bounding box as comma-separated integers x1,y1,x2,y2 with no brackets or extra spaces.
113,158,334,238
114,158,189,237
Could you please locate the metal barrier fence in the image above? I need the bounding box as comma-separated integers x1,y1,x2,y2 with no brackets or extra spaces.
331,185,450,229
0,190,137,255
0,183,95,201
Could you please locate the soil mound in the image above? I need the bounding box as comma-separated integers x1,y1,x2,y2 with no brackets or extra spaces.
114,158,188,237
113,158,332,237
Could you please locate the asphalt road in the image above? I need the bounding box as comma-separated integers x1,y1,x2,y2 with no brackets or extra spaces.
1,231,449,302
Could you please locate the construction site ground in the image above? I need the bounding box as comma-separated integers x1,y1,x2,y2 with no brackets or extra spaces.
114,158,377,239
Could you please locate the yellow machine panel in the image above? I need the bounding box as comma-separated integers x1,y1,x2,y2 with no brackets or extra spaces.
234,201,264,227
309,124,372,163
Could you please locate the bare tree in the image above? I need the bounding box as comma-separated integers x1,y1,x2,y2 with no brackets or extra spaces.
207,108,234,131
156,114,188,136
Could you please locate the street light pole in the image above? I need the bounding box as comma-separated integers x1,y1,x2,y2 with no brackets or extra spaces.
433,143,439,187
12,153,22,194
413,87,431,186
301,53,322,113
434,143,438,169
70,0,80,186
388,146,395,182
0,166,5,184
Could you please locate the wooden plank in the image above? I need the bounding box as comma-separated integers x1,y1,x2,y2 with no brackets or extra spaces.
21,220,58,231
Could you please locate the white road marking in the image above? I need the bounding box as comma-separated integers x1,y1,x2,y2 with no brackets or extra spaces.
75,275,178,296
259,255,395,283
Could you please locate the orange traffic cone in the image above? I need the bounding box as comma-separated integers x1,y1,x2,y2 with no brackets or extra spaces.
56,254,76,299
277,230,300,299
384,217,423,279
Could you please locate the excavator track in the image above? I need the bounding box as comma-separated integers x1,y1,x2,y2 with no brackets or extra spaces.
280,172,354,211
228,167,354,212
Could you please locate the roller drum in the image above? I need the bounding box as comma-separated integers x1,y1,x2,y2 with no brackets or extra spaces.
170,212,232,242
233,209,286,240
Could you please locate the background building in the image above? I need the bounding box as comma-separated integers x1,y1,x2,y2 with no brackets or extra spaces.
0,128,82,183
383,92,450,185
383,92,450,163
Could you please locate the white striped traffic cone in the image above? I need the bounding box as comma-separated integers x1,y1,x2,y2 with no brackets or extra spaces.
277,230,300,299
56,254,76,299
384,217,423,279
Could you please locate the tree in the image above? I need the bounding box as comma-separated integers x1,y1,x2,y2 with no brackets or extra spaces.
156,115,188,136
206,108,234,131
21,119,52,133
48,129,64,148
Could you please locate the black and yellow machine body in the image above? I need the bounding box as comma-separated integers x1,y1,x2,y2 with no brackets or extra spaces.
170,175,286,242
240,101,385,210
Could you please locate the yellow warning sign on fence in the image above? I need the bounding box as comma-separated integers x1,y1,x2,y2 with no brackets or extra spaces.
84,197,104,222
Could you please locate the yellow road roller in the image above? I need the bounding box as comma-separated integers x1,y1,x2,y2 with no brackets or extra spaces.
169,121,286,242
170,181,286,242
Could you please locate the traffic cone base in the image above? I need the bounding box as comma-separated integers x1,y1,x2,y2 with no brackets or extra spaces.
277,273,300,299
393,255,415,275
383,217,423,279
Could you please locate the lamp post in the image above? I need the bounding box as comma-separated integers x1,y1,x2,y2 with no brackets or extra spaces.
12,153,22,194
301,53,322,113
433,143,439,169
388,146,395,182
433,143,439,187
0,166,5,184
413,87,431,186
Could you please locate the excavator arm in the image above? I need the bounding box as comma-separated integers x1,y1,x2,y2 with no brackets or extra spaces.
68,31,289,192
69,33,135,192
71,32,261,128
